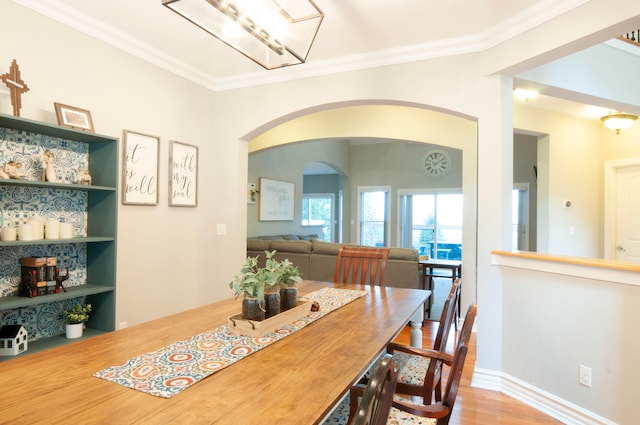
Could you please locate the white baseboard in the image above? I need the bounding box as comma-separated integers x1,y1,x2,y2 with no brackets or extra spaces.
471,368,618,425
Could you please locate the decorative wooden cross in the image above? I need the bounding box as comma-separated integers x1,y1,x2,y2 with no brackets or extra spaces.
1,59,30,117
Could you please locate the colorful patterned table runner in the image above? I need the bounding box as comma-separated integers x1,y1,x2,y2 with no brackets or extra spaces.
94,287,366,398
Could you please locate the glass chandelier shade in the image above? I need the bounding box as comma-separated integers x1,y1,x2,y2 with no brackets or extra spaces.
162,0,324,70
600,112,638,134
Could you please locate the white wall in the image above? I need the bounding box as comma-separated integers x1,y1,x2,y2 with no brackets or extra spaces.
497,258,640,424
515,104,603,258
515,102,640,259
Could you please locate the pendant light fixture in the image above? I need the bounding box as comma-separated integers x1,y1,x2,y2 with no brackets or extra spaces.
600,112,638,135
162,0,324,70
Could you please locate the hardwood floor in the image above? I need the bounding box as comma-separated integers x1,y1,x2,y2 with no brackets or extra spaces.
393,320,562,425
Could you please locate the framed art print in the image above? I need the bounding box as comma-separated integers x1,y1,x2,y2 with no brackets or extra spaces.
258,177,294,221
169,140,198,207
122,130,159,205
54,102,94,132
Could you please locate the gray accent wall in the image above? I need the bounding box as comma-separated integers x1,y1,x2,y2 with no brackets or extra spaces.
248,139,463,244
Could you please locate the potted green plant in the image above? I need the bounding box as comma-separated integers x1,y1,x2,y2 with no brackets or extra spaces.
63,302,92,339
278,258,303,311
229,252,279,321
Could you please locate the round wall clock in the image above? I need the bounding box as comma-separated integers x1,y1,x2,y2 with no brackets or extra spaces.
422,149,451,177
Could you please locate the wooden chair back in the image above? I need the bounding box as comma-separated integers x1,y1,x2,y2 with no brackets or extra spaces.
420,278,461,403
352,353,398,425
388,278,461,404
439,304,477,423
391,304,478,425
334,246,390,286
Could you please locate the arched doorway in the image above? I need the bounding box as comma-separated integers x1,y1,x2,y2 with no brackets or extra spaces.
244,100,478,308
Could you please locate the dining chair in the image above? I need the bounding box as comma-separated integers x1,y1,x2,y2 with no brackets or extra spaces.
333,246,390,285
347,279,461,424
350,353,399,425
387,278,461,405
388,304,477,425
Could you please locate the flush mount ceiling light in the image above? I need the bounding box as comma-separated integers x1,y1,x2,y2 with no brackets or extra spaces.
162,0,324,70
600,112,638,135
513,88,539,102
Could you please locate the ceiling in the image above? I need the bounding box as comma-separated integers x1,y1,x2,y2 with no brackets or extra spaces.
15,0,639,126
18,0,589,91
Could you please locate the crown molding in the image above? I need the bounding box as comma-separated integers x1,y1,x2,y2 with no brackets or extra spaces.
12,0,219,91
213,34,484,91
13,0,590,92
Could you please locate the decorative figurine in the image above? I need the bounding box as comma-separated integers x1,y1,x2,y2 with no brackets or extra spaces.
55,267,69,293
77,167,92,185
39,150,57,182
0,161,24,179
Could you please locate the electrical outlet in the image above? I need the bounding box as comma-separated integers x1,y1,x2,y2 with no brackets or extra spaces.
579,364,592,387
119,321,128,330
216,223,226,235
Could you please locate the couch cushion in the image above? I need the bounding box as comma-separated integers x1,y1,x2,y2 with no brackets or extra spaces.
270,239,312,254
247,239,272,251
389,247,419,261
311,239,343,255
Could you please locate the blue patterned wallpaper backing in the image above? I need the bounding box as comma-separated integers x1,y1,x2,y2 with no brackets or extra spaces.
1,128,90,341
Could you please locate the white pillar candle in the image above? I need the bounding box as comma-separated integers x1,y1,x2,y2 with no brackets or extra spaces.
45,219,60,240
29,218,45,240
18,223,33,241
1,226,17,241
59,222,74,239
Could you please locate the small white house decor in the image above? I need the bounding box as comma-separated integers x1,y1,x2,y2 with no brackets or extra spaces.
0,325,28,356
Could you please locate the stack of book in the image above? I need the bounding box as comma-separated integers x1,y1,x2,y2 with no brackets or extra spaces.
19,257,65,297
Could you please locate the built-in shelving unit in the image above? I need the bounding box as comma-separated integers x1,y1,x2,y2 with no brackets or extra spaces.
0,113,118,361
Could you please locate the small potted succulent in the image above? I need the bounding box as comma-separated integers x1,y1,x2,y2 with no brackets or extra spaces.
64,302,92,339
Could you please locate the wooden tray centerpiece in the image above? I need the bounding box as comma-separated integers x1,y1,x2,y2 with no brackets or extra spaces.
227,299,312,337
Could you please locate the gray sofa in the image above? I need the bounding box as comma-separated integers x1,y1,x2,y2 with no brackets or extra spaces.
246,235,420,289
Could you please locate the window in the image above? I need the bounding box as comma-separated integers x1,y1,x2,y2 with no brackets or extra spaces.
358,187,390,247
301,193,334,241
399,191,463,260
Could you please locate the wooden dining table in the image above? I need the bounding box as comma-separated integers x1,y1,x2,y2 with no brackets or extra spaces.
0,280,428,425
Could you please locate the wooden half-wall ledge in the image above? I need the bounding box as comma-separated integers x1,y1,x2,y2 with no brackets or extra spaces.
491,250,640,287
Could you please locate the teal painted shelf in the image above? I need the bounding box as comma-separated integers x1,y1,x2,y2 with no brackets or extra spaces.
0,112,118,358
0,178,115,192
0,284,113,310
0,328,107,362
0,237,114,247
0,236,115,247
